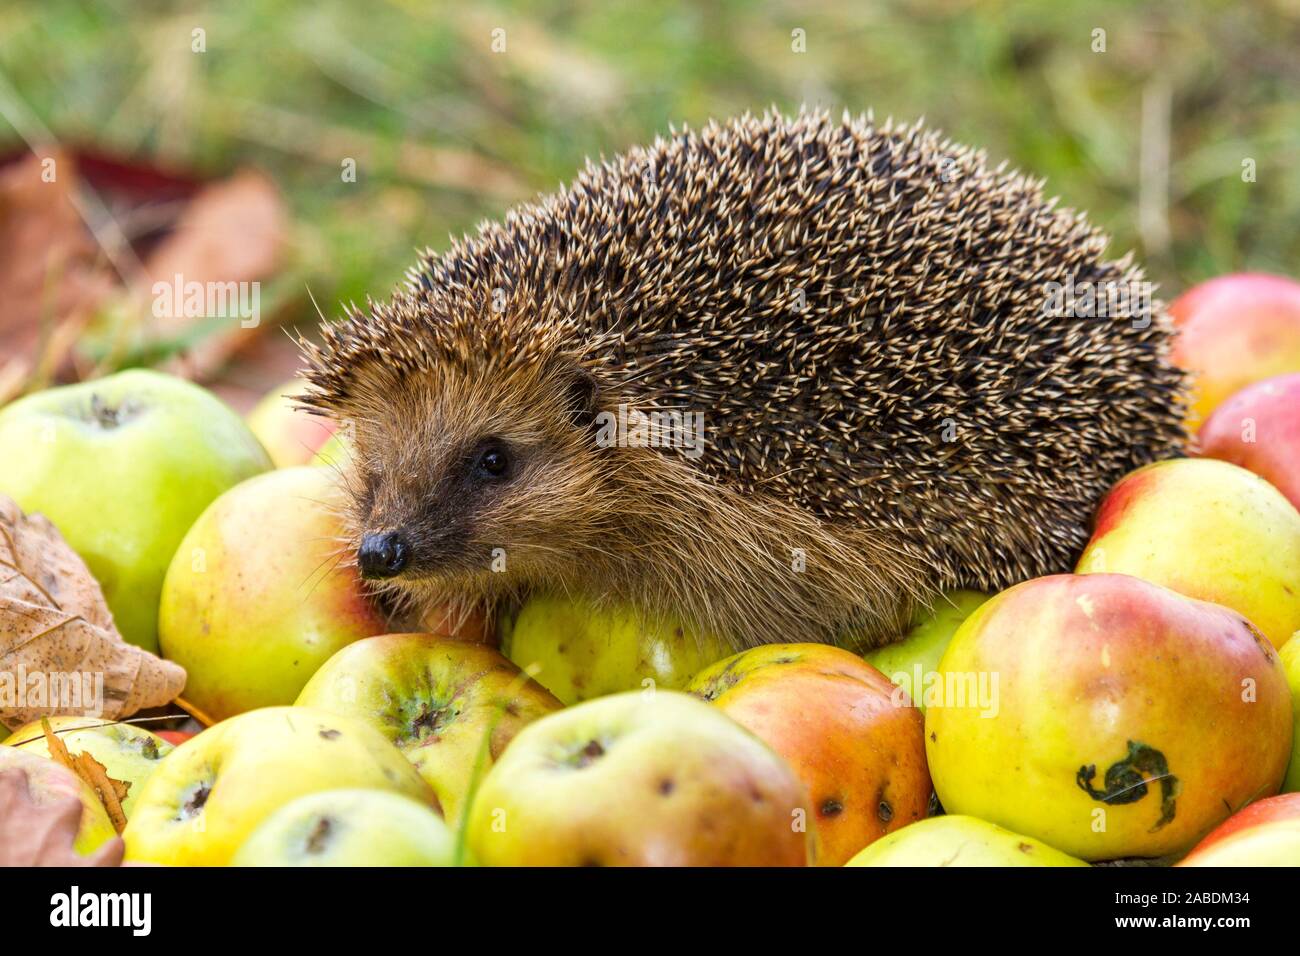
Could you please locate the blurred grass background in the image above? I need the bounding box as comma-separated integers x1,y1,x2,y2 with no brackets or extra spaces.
2,0,1299,357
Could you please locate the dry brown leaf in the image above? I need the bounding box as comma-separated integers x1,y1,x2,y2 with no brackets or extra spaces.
0,494,186,726
41,717,130,833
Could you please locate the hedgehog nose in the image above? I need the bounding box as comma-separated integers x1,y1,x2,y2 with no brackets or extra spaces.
358,532,411,579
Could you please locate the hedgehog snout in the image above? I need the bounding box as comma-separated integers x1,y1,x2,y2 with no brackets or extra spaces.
358,531,412,579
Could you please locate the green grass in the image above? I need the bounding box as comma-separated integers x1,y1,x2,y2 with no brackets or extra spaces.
2,0,1298,362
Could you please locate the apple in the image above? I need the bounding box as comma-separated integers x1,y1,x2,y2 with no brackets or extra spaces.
158,466,388,722
231,788,460,867
0,745,117,855
1076,458,1300,648
310,427,353,468
926,574,1292,860
1170,273,1300,424
3,716,173,818
245,378,337,468
1177,792,1300,866
1199,373,1300,512
466,690,813,866
294,633,562,825
1281,639,1300,793
845,815,1086,867
156,729,198,747
687,643,931,866
499,592,733,705
0,369,271,651
863,590,989,713
123,706,437,866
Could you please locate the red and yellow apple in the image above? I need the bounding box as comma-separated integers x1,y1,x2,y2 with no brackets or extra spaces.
295,633,562,824
1170,272,1300,424
0,369,271,651
0,745,117,856
687,643,930,866
1198,372,1300,512
245,378,337,468
1178,792,1300,866
158,466,388,721
465,690,813,866
3,716,173,818
231,788,460,866
500,592,732,705
927,573,1292,860
123,706,437,866
1076,458,1300,648
845,815,1086,867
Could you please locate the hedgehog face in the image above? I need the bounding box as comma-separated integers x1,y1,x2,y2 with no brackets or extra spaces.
340,359,614,596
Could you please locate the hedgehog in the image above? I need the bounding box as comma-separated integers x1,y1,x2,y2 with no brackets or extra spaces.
299,108,1189,650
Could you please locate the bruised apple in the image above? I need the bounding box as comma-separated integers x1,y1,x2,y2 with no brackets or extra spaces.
3,716,173,818
1076,458,1300,648
687,643,930,865
158,467,388,721
926,574,1292,861
1177,792,1300,866
466,690,813,866
123,706,437,866
1198,373,1300,512
500,592,732,704
845,815,1086,867
295,634,562,824
0,746,117,855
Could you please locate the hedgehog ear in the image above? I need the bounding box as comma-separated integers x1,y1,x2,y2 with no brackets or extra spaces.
557,365,601,431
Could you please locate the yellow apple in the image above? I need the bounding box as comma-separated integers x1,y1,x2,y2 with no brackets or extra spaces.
295,633,561,825
0,745,117,855
3,716,172,818
1076,458,1300,648
927,573,1292,861
1281,638,1300,793
499,592,733,705
466,690,813,866
159,466,388,721
124,706,437,866
845,815,1087,867
231,789,460,866
245,378,337,468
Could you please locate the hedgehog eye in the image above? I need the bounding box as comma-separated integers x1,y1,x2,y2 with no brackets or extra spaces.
474,443,512,480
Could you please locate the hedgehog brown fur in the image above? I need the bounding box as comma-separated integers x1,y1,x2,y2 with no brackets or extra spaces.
299,108,1190,650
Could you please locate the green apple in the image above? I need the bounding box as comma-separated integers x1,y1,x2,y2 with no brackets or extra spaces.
466,690,814,866
1282,639,1300,793
863,590,989,713
159,466,387,722
845,815,1087,867
1077,458,1300,648
0,745,117,855
232,788,460,866
499,592,733,705
295,633,561,825
3,716,172,818
245,378,337,468
0,369,272,651
123,706,438,866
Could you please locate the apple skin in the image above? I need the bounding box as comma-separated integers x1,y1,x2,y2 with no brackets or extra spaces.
294,633,562,825
0,369,272,652
926,573,1292,861
863,590,989,713
845,815,1086,867
3,716,173,818
1177,792,1300,866
1076,458,1300,648
232,788,460,867
0,745,117,855
1281,639,1300,792
499,592,733,705
245,378,337,468
158,466,387,722
687,643,931,866
1170,273,1300,424
1198,372,1300,512
123,706,438,866
466,690,814,866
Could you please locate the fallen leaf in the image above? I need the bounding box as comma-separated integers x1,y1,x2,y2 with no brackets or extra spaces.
0,768,124,867
41,717,130,833
0,494,186,726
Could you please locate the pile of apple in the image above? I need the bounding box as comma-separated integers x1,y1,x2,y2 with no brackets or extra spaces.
3,272,1300,867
